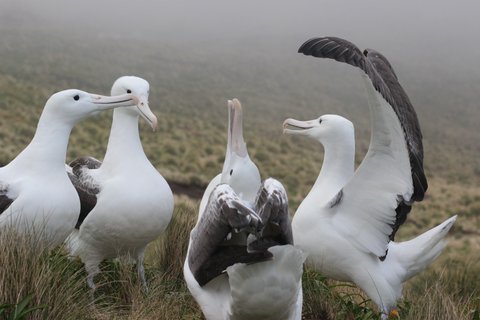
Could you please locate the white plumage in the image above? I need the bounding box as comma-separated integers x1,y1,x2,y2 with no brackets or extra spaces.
284,36,457,317
0,89,137,247
65,76,173,290
184,99,304,320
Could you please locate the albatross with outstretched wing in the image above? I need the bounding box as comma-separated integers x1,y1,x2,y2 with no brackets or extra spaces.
284,37,456,318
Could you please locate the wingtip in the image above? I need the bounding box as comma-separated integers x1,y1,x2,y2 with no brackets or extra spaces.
298,37,323,55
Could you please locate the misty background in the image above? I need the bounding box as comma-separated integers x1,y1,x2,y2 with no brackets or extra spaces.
0,0,479,187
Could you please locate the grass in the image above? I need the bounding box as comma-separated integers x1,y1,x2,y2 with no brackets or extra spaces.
0,197,478,319
0,228,94,320
0,201,202,320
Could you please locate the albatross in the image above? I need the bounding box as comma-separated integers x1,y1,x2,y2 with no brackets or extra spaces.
65,76,174,291
184,99,305,320
0,89,137,246
283,36,456,318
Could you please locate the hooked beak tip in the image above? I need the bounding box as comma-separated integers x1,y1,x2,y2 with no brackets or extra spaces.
151,118,158,131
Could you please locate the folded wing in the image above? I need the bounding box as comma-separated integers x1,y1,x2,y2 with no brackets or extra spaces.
67,156,102,229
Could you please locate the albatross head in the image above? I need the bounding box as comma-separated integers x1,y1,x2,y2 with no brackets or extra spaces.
111,76,158,130
220,99,261,203
283,114,354,146
43,89,138,124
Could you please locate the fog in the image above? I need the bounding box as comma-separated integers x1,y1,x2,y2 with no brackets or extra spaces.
1,0,479,101
0,0,478,181
2,0,479,60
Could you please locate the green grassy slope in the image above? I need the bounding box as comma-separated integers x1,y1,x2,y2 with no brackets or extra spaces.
0,25,479,319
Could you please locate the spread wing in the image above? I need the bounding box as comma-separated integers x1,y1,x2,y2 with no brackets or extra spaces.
67,156,102,229
188,184,264,286
299,37,427,257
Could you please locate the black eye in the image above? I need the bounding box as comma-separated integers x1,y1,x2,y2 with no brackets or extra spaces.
126,89,132,94
319,118,322,124
73,95,80,101
230,169,233,176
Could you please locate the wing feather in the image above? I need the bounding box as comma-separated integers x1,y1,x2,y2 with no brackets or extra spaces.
249,178,293,252
299,36,427,256
68,156,102,229
188,184,264,286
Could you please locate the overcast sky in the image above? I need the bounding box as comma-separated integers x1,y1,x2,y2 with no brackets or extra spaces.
2,0,479,46
0,0,478,158
1,0,479,81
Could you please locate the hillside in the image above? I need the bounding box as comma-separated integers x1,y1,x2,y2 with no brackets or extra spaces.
0,23,479,319
1,25,479,228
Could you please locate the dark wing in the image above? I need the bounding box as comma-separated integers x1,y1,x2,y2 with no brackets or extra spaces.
299,36,427,202
364,49,427,203
299,36,427,248
188,184,265,286
247,178,293,252
0,183,14,214
68,156,102,229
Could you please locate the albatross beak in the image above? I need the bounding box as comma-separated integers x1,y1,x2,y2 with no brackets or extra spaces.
283,118,315,135
136,96,158,131
227,99,248,157
90,93,139,110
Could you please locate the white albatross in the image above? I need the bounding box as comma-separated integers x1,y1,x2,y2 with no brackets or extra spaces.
65,76,174,291
283,36,456,318
0,89,137,246
184,99,305,320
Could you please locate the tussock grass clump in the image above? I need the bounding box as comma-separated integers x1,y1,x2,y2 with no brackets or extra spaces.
0,199,202,320
0,228,96,319
402,257,480,320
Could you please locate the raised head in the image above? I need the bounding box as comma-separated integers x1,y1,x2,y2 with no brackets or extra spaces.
111,76,157,130
220,99,261,203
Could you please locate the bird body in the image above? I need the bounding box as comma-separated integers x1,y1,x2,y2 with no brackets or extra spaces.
68,157,173,259
185,99,304,320
65,76,173,290
0,89,137,246
184,241,304,320
285,36,456,316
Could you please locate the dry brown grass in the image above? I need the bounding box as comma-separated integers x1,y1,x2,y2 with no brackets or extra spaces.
402,255,480,320
0,198,478,320
0,228,95,319
0,198,200,320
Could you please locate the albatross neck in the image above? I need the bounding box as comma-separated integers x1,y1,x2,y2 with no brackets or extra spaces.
9,112,74,173
101,108,148,168
307,138,355,203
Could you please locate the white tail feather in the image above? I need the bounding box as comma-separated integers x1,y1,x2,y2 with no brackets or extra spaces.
385,215,457,282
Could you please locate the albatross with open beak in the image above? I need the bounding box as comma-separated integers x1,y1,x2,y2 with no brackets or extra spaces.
284,36,456,318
